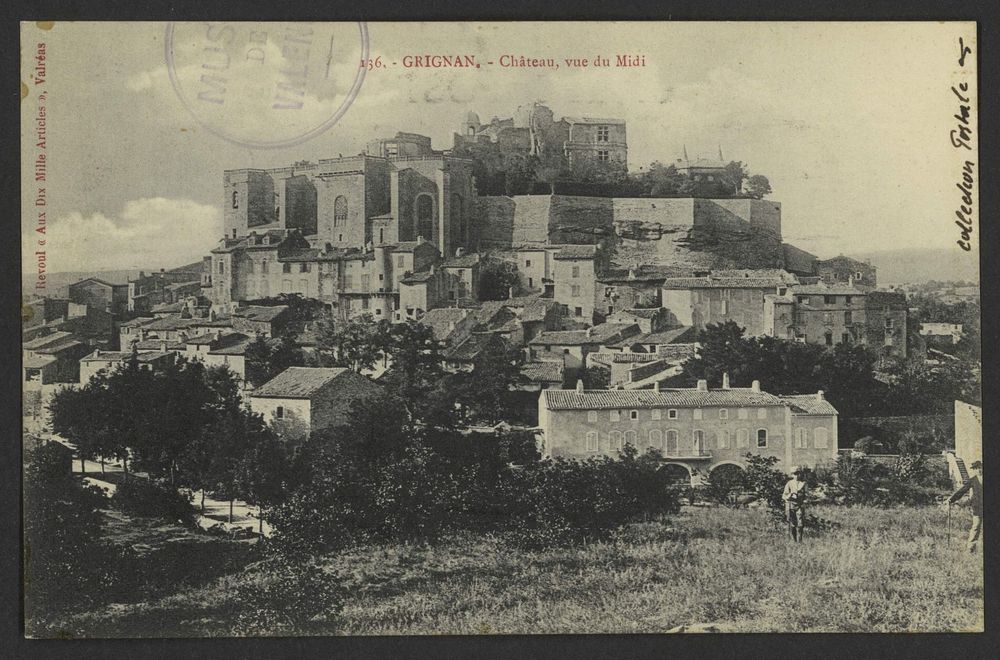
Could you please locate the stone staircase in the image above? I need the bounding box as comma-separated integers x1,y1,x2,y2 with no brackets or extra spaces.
945,451,971,488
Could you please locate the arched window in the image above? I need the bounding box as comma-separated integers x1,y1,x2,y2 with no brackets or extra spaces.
232,190,239,209
585,432,598,452
623,430,637,447
665,429,678,453
610,430,622,450
416,194,434,240
757,429,768,448
334,195,348,228
649,429,663,449
795,428,809,448
719,430,731,449
814,427,829,449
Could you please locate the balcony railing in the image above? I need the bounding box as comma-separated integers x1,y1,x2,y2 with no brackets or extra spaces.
662,449,713,460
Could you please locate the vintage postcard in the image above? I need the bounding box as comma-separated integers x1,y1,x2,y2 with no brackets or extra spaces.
21,21,981,636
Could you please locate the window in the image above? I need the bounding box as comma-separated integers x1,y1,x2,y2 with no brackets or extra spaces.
334,195,348,227
610,410,621,422
610,430,622,449
623,430,637,447
246,261,255,274
217,260,224,274
815,428,829,449
338,234,343,242
362,297,370,310
720,300,729,314
757,429,768,448
719,409,729,420
797,296,809,304
757,408,767,420
586,432,599,451
416,194,434,239
649,429,663,449
275,406,284,419
719,430,731,449
885,318,894,330
283,263,292,274
824,295,837,305
344,275,353,289
738,408,748,420
737,429,750,448
588,411,598,423
666,430,679,452
667,409,678,420
693,408,703,420
842,332,850,344
572,266,580,278
597,150,609,162
300,263,310,273
629,410,638,420
845,296,853,306
854,271,863,280
261,260,269,273
693,430,705,452
597,125,609,142
397,255,405,268
232,191,239,209
571,285,581,297
282,279,292,293
795,428,809,448
575,307,583,317
525,259,532,267
528,278,534,288
361,275,370,292
652,409,662,421
844,311,853,324
825,331,834,346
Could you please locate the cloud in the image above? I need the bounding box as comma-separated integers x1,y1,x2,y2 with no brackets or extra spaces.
33,198,221,273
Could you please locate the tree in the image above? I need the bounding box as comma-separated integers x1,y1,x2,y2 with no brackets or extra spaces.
745,174,772,199
456,337,524,424
719,161,749,196
381,321,451,425
244,332,304,388
478,255,521,301
314,313,391,372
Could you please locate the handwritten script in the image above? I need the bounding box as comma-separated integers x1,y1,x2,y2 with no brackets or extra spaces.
952,37,975,252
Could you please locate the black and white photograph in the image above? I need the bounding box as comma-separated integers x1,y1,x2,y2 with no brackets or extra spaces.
19,20,983,637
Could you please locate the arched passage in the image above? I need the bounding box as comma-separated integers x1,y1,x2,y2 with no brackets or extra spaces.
660,462,693,486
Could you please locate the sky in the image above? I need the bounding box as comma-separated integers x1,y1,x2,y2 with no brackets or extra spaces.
21,21,979,275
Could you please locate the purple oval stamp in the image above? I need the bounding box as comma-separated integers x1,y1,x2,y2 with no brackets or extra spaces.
165,22,368,149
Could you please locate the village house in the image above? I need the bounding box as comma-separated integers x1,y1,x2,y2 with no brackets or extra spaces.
23,331,90,388
537,375,838,483
78,349,176,385
528,323,640,370
815,255,877,290
68,277,129,316
250,366,382,441
661,270,796,336
551,244,601,322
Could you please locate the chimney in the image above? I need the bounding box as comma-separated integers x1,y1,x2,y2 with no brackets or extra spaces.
696,379,708,392
628,268,637,280
722,372,730,389
653,381,660,393
159,340,168,352
576,379,585,393
508,286,514,300
816,390,825,401
751,380,761,393
416,235,425,245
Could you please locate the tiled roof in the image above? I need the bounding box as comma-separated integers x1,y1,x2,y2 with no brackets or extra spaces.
24,354,57,369
185,333,223,346
151,302,186,313
521,361,564,383
252,366,354,398
656,343,699,362
598,265,693,283
121,317,157,328
442,254,480,268
554,245,599,260
390,241,429,253
132,338,186,351
444,333,497,362
661,276,791,290
400,270,436,284
23,331,74,350
611,353,663,364
712,269,798,282
529,323,639,346
615,308,661,320
233,305,288,323
563,116,625,125
543,387,786,410
145,315,198,331
81,350,173,363
277,248,321,262
780,394,839,416
208,333,253,355
418,308,474,342
607,326,694,348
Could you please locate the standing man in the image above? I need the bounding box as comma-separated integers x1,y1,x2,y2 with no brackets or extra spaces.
782,466,808,542
948,460,983,554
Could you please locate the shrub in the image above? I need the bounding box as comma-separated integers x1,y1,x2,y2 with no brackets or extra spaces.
704,464,747,507
112,477,196,525
230,556,347,635
830,452,948,506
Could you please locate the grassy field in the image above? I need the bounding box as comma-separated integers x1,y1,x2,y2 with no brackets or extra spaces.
47,504,983,636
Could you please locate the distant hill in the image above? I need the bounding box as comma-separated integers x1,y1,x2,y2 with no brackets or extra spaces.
22,263,204,300
847,248,980,286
